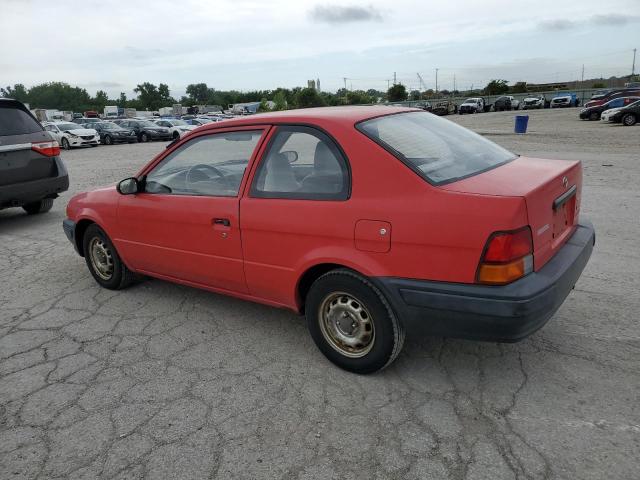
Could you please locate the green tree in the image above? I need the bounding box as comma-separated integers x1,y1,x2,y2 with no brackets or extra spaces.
133,82,163,110
1,83,28,102
28,82,92,111
592,82,606,88
93,90,109,110
272,91,287,110
387,83,408,102
409,90,421,101
186,83,210,104
346,90,372,105
511,82,527,93
258,98,271,112
295,87,325,108
118,92,127,107
484,79,509,95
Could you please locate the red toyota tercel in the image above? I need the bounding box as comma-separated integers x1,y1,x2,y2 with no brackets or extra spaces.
63,106,594,373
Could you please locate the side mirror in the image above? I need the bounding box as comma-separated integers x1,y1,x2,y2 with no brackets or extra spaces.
117,177,140,195
282,150,299,163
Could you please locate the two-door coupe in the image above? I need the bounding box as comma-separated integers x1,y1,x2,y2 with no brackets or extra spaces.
63,106,594,373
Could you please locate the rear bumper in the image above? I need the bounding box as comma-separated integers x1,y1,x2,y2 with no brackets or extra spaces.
373,220,595,342
0,157,69,208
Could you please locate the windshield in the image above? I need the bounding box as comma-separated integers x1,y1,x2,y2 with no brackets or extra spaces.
463,98,477,103
358,111,517,185
98,122,119,129
628,100,640,108
57,123,81,131
139,121,158,127
170,120,187,126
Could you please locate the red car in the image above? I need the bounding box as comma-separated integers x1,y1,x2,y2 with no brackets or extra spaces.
63,106,594,373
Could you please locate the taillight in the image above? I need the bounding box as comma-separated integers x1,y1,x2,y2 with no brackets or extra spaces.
31,141,60,157
477,227,533,285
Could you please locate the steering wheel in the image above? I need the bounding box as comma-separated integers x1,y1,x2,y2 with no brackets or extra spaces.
185,164,230,188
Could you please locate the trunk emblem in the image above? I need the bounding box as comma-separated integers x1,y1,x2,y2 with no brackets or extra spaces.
562,176,569,188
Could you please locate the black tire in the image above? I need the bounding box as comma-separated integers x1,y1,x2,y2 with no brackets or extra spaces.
140,132,149,142
104,135,113,145
61,138,70,150
82,224,135,290
22,198,54,214
172,131,180,140
622,113,637,126
305,269,405,374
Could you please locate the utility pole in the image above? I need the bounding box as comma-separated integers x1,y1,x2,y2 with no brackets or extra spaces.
393,72,397,85
581,64,585,105
386,79,391,90
453,74,456,93
632,48,637,77
435,68,439,95
343,77,348,104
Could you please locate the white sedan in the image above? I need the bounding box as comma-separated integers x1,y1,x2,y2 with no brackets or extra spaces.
42,122,100,149
151,119,197,139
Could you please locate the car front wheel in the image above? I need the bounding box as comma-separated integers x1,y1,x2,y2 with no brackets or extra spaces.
61,138,70,150
104,135,113,145
83,224,135,290
140,132,149,142
622,113,637,126
305,269,405,374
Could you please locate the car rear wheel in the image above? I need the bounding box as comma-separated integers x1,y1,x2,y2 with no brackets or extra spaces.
622,113,637,126
140,132,149,142
83,224,135,290
172,131,180,140
22,198,54,214
104,135,113,145
61,138,70,150
305,269,405,374
589,111,599,121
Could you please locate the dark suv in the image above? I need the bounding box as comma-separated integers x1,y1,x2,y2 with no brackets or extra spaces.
0,99,69,214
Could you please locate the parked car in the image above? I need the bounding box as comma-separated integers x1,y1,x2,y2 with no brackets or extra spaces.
115,119,171,142
458,98,484,114
430,100,457,116
521,95,545,110
584,88,640,108
579,97,640,121
92,122,138,145
43,121,100,149
0,99,69,214
185,118,214,126
73,117,103,126
493,96,520,111
602,99,640,126
413,101,432,112
62,106,594,373
550,93,579,108
151,119,197,139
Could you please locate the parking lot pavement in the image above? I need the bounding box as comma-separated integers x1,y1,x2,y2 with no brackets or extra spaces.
1,109,638,479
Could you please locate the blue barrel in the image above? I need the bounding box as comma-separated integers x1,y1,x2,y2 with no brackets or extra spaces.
514,115,529,134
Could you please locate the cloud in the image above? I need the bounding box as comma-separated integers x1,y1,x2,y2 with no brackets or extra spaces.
590,14,640,26
538,19,576,31
539,14,640,31
309,4,383,24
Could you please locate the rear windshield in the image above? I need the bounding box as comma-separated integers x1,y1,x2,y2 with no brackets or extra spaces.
0,104,43,136
357,111,517,185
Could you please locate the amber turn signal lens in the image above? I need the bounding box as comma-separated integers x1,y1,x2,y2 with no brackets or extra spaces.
477,254,533,285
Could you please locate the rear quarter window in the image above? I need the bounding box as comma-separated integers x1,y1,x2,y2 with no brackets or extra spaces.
357,111,517,185
0,103,43,136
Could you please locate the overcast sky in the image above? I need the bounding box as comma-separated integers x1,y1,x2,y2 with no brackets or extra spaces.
2,0,639,98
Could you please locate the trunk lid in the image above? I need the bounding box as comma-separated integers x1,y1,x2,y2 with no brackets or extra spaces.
441,156,582,270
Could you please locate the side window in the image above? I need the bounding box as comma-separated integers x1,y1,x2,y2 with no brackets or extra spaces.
144,130,263,197
250,126,350,200
610,99,623,107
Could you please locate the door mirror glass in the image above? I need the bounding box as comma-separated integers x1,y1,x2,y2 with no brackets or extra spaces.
117,177,139,195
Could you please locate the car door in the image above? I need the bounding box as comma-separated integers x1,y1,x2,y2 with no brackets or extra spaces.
45,124,61,142
115,126,268,293
240,125,352,305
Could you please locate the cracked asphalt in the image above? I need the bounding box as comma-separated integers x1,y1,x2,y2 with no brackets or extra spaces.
1,108,638,479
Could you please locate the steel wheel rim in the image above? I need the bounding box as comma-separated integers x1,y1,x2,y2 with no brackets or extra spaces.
318,292,375,358
89,237,114,280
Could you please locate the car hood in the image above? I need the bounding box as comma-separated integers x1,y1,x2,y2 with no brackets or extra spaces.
67,128,97,135
601,108,622,114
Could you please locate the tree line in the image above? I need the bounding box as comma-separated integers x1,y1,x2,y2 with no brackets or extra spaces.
1,78,617,113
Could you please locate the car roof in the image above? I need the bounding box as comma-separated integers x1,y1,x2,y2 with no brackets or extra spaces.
197,106,416,132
